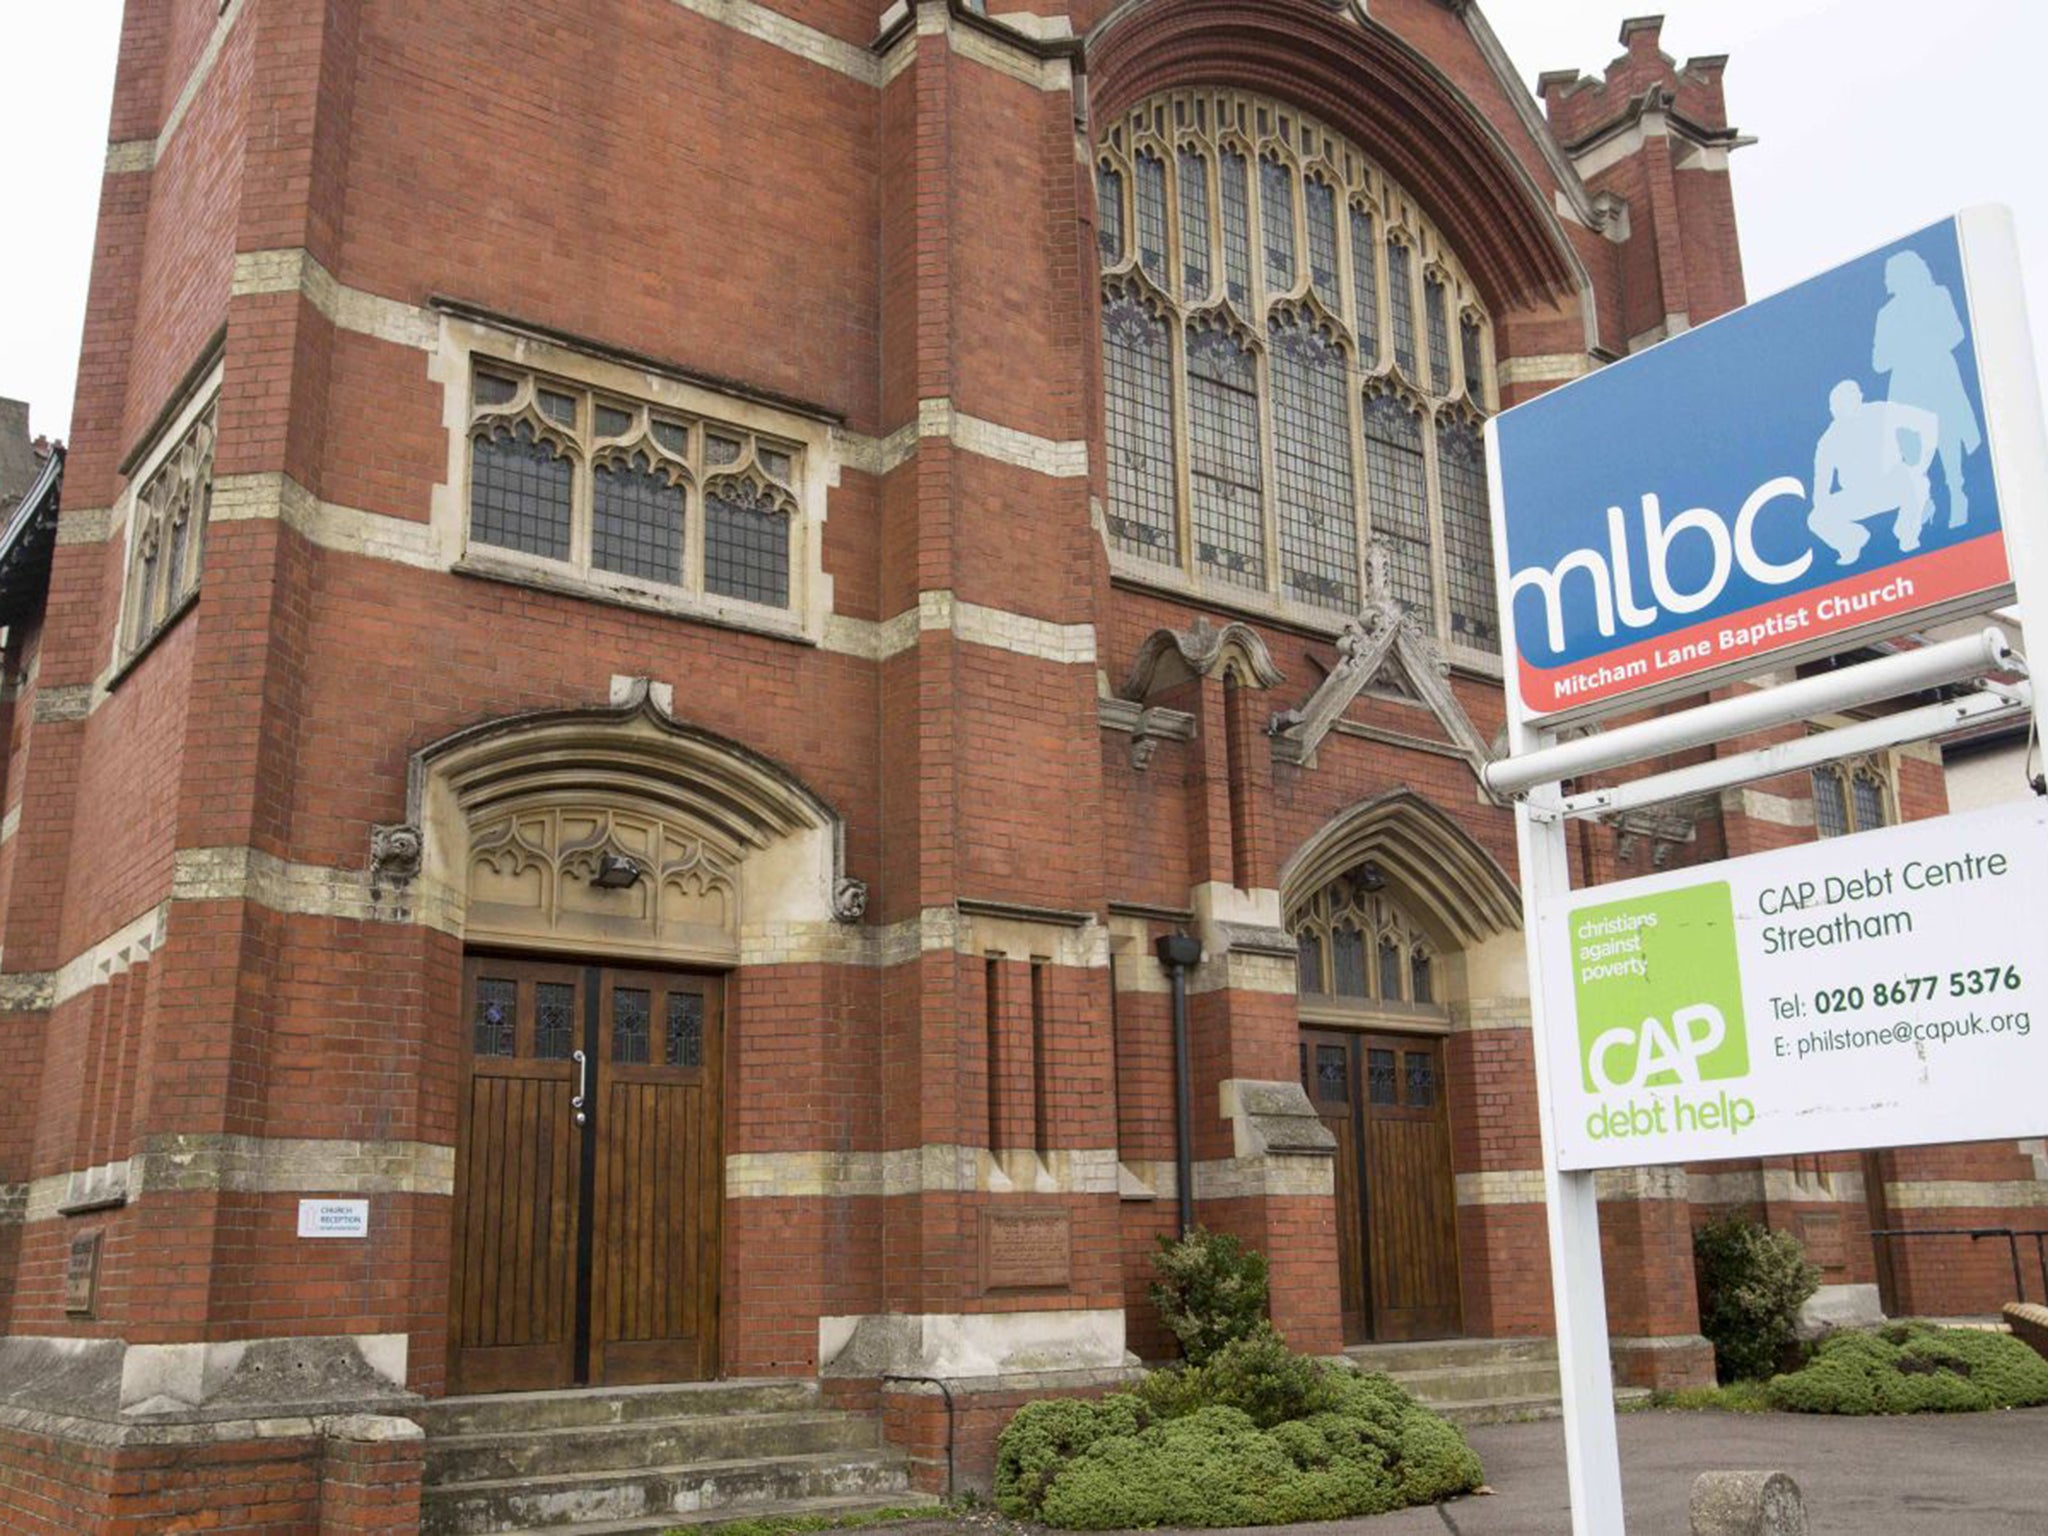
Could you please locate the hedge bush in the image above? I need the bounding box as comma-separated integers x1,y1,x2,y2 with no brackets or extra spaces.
1148,1227,1270,1365
1765,1323,2048,1415
994,1346,1482,1529
1693,1216,1819,1382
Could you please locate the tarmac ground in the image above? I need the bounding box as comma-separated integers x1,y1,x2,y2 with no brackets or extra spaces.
1259,1407,2048,1535
920,1406,2048,1536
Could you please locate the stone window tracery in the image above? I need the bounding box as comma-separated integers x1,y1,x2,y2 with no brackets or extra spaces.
464,362,800,612
1289,870,1442,1014
1097,90,1498,654
1811,755,1893,838
124,397,217,656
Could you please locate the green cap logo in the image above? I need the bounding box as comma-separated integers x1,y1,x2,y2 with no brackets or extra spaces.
1570,880,1748,1093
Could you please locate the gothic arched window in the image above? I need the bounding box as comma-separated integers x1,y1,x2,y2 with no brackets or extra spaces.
1096,90,1499,655
1289,871,1443,1016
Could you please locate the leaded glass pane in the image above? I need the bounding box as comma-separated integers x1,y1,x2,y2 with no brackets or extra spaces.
1852,773,1887,832
1296,929,1324,994
474,373,517,407
1270,317,1357,608
1220,149,1253,307
666,993,703,1068
1411,951,1433,1006
652,419,689,455
613,988,651,1065
1362,393,1433,619
538,388,577,427
1178,148,1212,301
704,482,790,607
1387,239,1417,376
1367,1048,1397,1106
473,978,516,1057
1378,935,1403,1000
1305,178,1339,307
593,457,684,584
759,447,793,483
1097,163,1125,263
1349,206,1379,363
471,420,573,560
1186,324,1263,586
1332,925,1367,998
137,541,159,635
1461,315,1484,399
706,433,742,465
1135,151,1168,284
1316,1044,1348,1096
1426,275,1452,393
1404,1051,1436,1107
1436,419,1500,652
1260,157,1296,293
1102,293,1178,562
1812,768,1850,839
166,513,190,607
595,403,632,438
535,982,575,1061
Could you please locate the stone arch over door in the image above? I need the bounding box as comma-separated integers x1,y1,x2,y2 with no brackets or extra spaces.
1282,791,1522,1344
399,680,859,1392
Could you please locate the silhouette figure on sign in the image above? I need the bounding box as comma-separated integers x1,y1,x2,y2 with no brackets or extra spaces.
1807,380,1938,565
1872,251,1982,529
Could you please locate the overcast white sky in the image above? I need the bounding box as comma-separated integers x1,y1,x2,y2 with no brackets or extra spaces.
1,1,2045,441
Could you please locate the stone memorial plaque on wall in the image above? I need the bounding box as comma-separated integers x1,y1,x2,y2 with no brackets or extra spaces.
980,1207,1072,1294
64,1230,101,1316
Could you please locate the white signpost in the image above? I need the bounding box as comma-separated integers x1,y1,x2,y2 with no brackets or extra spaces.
1483,206,2048,1536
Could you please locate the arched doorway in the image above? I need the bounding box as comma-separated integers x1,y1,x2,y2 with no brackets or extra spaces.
1283,792,1521,1345
405,683,853,1392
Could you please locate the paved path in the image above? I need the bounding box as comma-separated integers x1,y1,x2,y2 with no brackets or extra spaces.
1363,1407,2048,1534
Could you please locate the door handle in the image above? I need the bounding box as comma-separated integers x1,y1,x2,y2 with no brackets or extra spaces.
572,1049,588,1126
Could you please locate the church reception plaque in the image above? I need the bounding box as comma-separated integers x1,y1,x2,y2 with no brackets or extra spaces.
980,1207,1072,1293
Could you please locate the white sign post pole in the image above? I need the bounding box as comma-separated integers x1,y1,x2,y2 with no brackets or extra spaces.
1511,741,1628,1536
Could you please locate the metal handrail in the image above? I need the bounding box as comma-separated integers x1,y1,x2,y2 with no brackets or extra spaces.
1867,1226,2048,1306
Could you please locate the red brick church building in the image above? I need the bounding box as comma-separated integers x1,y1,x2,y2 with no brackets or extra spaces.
0,1,2038,1529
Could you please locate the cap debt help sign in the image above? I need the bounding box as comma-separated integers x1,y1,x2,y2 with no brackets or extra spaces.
1539,798,2048,1170
1488,209,2025,727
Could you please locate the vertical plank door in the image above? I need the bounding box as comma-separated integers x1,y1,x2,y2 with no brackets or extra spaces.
1302,1030,1371,1344
1361,1034,1462,1341
449,958,585,1393
589,969,722,1385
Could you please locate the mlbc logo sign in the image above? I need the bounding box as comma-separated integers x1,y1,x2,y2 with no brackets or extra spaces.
1490,214,2017,723
1569,882,1755,1143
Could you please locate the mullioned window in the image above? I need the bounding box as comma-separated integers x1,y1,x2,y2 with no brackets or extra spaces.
1097,90,1500,655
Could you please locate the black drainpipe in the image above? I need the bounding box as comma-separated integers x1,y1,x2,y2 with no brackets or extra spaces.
1154,933,1204,1237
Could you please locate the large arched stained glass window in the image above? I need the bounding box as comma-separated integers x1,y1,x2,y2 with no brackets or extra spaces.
1095,89,1499,655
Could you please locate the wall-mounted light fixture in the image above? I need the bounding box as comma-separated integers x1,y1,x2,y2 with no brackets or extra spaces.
590,853,644,890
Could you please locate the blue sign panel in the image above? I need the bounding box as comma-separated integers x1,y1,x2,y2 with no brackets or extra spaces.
1490,215,2015,721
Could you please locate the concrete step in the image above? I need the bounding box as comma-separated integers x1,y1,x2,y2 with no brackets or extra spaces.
419,1448,917,1536
1344,1336,1558,1375
490,1493,942,1536
1387,1359,1564,1405
424,1409,883,1486
414,1379,821,1438
1437,1386,1651,1428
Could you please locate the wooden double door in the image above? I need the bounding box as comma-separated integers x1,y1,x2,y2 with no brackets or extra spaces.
1301,1028,1461,1344
449,956,722,1393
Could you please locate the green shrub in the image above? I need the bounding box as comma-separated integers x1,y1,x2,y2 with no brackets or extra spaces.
1693,1217,1819,1382
993,1394,1151,1520
1134,1324,1341,1428
993,1344,1483,1528
1149,1227,1270,1365
1765,1324,2048,1415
